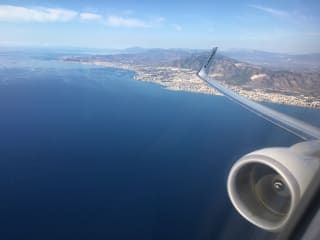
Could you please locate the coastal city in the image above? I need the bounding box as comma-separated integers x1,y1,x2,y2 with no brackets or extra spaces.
88,60,320,108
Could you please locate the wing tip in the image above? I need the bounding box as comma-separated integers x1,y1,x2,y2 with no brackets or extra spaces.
197,47,218,78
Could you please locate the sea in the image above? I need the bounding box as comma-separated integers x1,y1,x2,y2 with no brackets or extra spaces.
0,48,319,240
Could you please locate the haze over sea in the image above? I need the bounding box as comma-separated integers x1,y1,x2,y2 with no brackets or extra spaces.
0,48,319,240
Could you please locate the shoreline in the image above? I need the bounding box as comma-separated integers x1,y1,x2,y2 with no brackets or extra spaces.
69,59,320,109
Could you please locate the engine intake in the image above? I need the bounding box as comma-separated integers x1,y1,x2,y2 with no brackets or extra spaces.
227,141,320,232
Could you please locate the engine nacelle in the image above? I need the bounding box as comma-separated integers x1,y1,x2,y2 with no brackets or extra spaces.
227,141,320,232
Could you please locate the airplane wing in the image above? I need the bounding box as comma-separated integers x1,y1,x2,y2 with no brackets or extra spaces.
197,47,320,141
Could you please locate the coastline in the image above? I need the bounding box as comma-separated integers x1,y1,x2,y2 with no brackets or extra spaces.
71,60,320,109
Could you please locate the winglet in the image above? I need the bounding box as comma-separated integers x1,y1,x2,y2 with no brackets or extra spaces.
198,47,218,77
197,47,320,141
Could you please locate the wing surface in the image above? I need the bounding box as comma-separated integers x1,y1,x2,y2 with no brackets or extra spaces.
197,47,320,141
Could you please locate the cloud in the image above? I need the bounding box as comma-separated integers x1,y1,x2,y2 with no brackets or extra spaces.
249,5,289,18
105,15,148,28
0,5,78,22
154,17,165,23
80,12,102,21
248,4,313,26
0,4,168,29
121,9,135,15
172,24,182,31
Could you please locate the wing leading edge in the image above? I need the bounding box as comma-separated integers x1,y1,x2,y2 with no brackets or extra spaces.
197,47,320,141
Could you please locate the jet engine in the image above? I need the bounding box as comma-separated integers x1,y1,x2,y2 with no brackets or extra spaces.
227,141,320,232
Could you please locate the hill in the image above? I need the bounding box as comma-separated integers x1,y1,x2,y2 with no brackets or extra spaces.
64,48,320,97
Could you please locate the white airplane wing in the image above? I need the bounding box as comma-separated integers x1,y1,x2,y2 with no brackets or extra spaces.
197,47,320,141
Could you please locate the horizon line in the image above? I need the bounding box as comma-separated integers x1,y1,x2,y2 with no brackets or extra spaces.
0,43,319,55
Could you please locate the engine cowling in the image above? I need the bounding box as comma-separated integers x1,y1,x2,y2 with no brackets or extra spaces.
227,141,320,232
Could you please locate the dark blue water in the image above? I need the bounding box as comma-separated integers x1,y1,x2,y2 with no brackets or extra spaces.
0,49,319,240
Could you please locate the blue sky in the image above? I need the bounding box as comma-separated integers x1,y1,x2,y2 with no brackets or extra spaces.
0,0,319,53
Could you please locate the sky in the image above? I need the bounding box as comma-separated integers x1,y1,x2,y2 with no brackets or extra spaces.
0,0,319,53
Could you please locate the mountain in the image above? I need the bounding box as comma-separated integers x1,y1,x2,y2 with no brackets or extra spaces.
165,50,320,96
121,47,147,54
222,49,320,72
64,48,320,97
79,49,197,65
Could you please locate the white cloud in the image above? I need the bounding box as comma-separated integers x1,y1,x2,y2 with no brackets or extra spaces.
172,24,182,31
121,9,135,15
154,17,165,23
0,4,168,30
80,12,102,21
0,5,78,22
248,4,312,25
106,15,148,28
249,5,289,17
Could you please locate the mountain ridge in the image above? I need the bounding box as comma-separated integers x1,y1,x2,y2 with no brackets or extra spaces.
64,48,320,97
